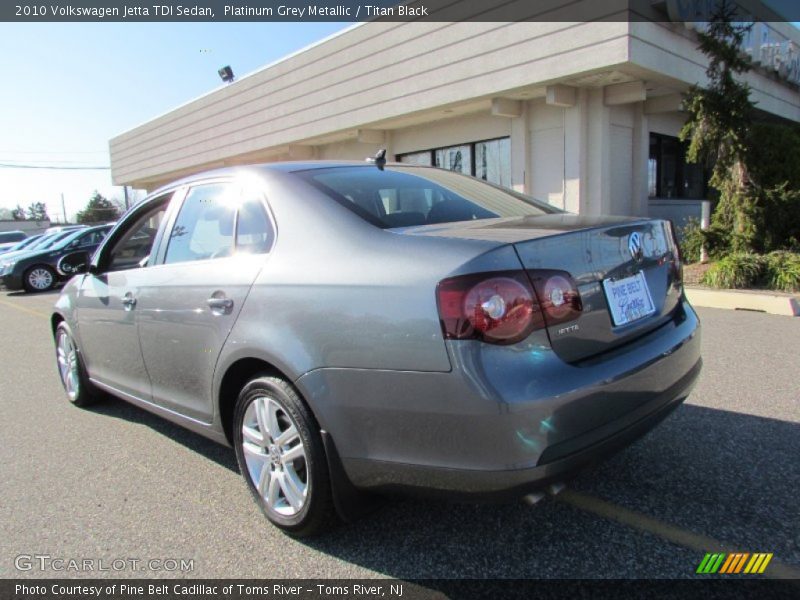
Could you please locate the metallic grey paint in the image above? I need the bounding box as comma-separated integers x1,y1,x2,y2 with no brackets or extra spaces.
53,162,701,500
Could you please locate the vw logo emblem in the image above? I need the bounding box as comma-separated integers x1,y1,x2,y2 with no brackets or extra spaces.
628,232,643,261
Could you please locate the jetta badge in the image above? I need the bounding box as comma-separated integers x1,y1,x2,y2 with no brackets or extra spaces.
628,232,643,261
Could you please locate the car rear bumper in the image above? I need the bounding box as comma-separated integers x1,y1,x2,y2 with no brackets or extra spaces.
337,360,698,499
296,299,701,499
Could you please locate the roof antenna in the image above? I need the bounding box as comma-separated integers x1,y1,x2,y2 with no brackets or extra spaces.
366,148,387,171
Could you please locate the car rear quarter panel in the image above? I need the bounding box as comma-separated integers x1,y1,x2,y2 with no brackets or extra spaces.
215,170,513,408
297,300,700,488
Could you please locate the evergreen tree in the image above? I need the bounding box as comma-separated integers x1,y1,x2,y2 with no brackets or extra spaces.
679,1,760,252
26,202,49,221
76,191,121,224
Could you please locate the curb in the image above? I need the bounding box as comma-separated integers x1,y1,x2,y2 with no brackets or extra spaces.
685,286,800,317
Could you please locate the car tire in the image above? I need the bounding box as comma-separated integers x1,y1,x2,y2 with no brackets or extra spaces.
23,264,57,293
233,376,336,537
55,322,102,407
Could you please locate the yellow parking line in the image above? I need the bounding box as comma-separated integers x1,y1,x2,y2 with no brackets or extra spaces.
558,489,800,581
0,297,49,320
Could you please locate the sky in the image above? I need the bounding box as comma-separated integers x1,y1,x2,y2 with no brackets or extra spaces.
0,22,349,222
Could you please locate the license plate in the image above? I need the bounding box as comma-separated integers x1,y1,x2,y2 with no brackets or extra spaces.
602,271,656,326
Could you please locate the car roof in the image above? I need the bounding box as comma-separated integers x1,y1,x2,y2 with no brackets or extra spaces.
150,161,393,196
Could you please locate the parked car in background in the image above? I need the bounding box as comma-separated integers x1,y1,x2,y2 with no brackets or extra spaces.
0,230,28,254
0,231,74,275
0,234,42,256
51,162,700,537
2,224,112,292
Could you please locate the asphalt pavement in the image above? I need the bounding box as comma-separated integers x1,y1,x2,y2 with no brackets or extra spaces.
0,290,798,580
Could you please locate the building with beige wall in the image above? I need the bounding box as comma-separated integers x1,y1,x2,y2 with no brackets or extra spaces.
109,5,800,224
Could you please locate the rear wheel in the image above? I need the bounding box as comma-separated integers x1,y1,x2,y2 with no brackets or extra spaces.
233,376,336,537
55,323,102,407
24,265,57,293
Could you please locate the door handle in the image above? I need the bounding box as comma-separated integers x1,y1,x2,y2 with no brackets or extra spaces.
121,293,137,310
207,296,234,314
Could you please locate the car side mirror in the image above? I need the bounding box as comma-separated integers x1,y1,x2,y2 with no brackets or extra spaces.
57,251,91,277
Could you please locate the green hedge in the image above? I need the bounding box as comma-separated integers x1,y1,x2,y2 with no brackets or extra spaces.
765,251,800,293
701,253,765,289
700,251,800,292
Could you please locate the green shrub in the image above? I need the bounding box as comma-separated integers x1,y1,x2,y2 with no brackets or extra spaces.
678,218,731,263
701,253,766,289
764,251,800,293
763,185,800,253
678,219,704,264
702,223,735,260
749,123,800,190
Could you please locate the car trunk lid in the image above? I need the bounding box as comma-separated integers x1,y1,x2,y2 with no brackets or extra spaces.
405,214,683,362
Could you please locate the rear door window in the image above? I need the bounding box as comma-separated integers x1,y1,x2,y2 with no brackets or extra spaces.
236,197,274,255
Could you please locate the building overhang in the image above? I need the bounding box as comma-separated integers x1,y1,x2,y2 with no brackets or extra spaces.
111,16,799,191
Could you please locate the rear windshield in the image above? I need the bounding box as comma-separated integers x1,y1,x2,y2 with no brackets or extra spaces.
297,166,558,229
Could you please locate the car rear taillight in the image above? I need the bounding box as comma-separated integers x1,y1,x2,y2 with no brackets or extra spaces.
437,271,544,345
436,270,583,345
526,270,583,327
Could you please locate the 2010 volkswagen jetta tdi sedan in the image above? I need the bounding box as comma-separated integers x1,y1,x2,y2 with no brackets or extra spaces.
52,161,701,536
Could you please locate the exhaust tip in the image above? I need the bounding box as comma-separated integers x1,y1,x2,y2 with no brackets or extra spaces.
522,492,546,506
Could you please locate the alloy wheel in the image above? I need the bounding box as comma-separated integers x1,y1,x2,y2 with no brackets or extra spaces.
56,331,80,401
28,268,53,291
241,396,308,516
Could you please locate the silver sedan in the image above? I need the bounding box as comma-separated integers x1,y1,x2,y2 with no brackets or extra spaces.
52,161,701,536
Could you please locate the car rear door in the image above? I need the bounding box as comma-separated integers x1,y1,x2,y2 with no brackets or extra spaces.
135,182,274,423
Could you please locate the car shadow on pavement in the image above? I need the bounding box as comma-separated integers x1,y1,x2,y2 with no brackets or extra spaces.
90,395,239,473
84,397,800,578
5,289,61,298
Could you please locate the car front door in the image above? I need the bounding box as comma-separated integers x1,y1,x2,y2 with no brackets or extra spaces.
136,182,274,422
75,194,174,400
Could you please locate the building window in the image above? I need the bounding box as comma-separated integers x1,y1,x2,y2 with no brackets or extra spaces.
475,138,511,188
434,144,471,175
397,137,511,188
398,151,432,166
648,133,707,199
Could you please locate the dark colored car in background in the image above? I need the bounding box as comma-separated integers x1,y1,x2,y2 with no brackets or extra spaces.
2,224,112,292
0,230,28,254
0,231,76,273
51,163,701,537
